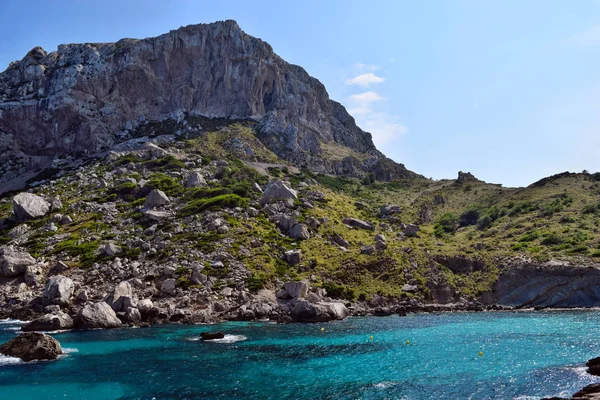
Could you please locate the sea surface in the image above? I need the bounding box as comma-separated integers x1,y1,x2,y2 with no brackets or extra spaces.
1,311,600,399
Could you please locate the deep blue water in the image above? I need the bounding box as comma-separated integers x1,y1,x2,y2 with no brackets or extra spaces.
1,311,600,399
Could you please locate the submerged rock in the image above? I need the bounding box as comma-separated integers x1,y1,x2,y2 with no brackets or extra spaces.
200,332,225,340
0,332,62,362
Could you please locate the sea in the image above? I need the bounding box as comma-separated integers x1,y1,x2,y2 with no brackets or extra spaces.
1,311,600,399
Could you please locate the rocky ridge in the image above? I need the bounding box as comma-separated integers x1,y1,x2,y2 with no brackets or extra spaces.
0,20,416,195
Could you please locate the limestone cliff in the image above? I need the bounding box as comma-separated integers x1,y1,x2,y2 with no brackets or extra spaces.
0,20,416,190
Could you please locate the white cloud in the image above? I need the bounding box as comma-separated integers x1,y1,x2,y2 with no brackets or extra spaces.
349,91,383,104
572,25,600,47
360,114,408,146
346,73,385,87
347,91,383,115
354,63,380,71
346,92,407,145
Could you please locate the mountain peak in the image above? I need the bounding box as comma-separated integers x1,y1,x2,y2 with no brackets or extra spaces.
0,21,417,194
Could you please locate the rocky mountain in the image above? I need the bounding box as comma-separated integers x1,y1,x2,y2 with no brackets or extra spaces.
0,20,415,194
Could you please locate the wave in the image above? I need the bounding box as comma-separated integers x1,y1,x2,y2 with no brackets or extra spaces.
0,319,27,325
62,348,79,354
0,355,23,366
186,334,247,343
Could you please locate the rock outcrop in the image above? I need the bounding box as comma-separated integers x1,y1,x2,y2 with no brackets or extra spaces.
0,20,417,195
482,264,600,308
22,311,73,332
0,332,62,361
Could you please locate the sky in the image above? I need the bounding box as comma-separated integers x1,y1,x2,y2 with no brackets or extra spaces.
1,0,600,187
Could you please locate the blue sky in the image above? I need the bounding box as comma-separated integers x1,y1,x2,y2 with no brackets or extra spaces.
1,0,599,187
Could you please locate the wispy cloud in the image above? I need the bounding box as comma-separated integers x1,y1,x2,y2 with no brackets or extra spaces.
354,63,380,71
359,114,408,146
346,91,406,145
344,63,407,146
347,91,383,115
346,72,385,87
572,25,600,47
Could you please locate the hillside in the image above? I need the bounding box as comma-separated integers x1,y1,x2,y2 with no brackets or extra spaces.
1,119,600,326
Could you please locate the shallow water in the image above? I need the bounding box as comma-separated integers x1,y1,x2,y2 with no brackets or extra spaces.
1,311,600,399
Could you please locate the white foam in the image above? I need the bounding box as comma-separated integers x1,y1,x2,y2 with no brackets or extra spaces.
187,334,248,343
373,382,398,389
62,348,79,354
0,355,23,366
0,319,27,325
208,334,247,344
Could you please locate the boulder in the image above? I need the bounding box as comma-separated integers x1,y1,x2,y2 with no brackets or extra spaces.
102,243,122,257
142,142,169,157
104,281,136,312
284,280,309,298
144,189,170,209
200,332,225,340
161,279,176,295
403,223,420,237
24,264,43,286
137,299,154,314
587,357,600,376
143,210,170,221
380,205,401,216
0,332,62,362
289,224,310,240
42,276,74,306
278,215,298,232
7,224,29,239
284,250,302,266
191,271,208,285
332,234,350,248
0,246,36,277
291,300,331,322
13,193,50,220
342,218,374,231
360,245,376,255
122,307,142,324
323,302,349,320
260,180,298,204
74,302,122,329
22,312,73,332
185,171,207,188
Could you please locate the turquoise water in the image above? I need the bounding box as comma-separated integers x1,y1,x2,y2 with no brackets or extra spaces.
1,311,600,399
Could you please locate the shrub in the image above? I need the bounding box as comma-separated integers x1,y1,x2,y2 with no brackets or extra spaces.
187,187,232,200
435,213,458,235
180,194,249,216
541,233,563,246
144,173,184,197
361,172,376,186
143,155,186,171
459,209,480,227
477,215,492,230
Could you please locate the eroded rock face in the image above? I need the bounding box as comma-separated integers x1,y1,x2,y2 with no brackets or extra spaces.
0,332,62,361
0,20,417,194
74,302,122,330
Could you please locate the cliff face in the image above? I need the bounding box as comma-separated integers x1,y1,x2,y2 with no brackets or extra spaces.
0,20,415,188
